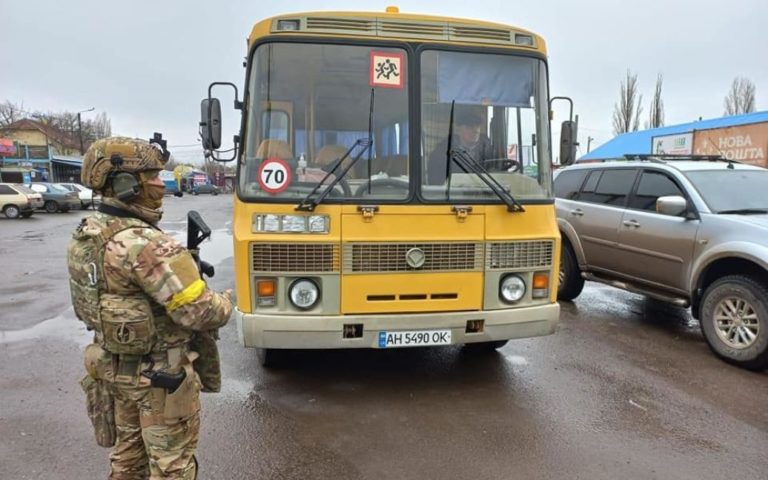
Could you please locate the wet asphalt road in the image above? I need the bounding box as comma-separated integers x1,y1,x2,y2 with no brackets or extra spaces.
0,194,766,480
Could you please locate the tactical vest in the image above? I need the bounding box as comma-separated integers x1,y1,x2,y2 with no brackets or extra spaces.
68,214,193,355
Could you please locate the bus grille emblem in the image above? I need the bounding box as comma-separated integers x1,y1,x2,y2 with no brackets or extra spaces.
405,248,426,269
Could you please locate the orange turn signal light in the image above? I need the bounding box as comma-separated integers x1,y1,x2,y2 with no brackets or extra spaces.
257,280,276,297
533,273,549,290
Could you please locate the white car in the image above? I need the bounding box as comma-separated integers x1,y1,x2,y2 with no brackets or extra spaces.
57,183,101,209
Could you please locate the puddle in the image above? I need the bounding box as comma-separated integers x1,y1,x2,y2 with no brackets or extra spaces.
0,308,92,346
503,354,529,366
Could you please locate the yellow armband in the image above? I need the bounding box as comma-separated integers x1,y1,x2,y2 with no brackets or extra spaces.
167,279,206,312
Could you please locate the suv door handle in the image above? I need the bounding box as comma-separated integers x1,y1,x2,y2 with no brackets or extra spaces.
570,208,584,217
622,219,641,228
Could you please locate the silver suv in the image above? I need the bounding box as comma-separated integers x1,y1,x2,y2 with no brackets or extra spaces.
555,155,768,370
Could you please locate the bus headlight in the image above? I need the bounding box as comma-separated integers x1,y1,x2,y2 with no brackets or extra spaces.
500,275,526,303
253,214,329,233
288,279,320,310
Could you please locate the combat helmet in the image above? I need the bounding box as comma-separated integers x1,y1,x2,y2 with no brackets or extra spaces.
81,134,170,199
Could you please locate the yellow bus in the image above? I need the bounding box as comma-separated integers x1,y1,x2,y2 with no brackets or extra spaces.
201,7,572,364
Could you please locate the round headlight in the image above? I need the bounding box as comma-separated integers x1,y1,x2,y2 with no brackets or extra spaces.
500,275,526,303
288,278,320,310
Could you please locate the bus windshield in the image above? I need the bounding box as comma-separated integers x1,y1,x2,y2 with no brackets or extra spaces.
242,43,410,202
241,43,552,203
421,50,552,201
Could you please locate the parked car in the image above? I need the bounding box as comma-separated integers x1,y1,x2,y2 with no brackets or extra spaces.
191,183,220,195
57,183,101,209
0,183,43,218
555,155,768,370
27,182,80,213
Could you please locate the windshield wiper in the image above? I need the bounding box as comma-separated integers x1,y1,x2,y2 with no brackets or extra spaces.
294,138,372,212
295,89,375,212
717,208,768,215
449,148,525,212
442,100,523,212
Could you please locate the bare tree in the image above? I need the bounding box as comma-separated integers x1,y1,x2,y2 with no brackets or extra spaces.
90,112,112,139
646,73,664,129
0,100,25,127
612,70,644,135
724,77,756,115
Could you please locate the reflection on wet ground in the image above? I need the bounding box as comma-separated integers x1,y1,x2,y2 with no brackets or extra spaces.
563,283,701,337
0,308,91,345
169,228,233,266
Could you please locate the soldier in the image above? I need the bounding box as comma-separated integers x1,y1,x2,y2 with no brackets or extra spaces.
68,135,232,479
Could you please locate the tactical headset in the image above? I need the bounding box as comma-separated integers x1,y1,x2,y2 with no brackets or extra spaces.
108,154,141,201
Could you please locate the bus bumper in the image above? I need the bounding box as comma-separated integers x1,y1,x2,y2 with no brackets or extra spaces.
235,303,559,349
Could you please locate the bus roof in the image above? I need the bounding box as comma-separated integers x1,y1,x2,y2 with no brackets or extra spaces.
247,9,547,55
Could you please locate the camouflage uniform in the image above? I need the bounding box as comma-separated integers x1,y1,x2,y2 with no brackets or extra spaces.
70,136,232,479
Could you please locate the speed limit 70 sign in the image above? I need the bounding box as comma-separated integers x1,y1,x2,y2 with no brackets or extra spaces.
257,157,292,194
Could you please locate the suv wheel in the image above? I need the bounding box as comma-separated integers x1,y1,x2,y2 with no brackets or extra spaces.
558,242,584,301
700,275,768,370
3,205,21,219
44,200,59,213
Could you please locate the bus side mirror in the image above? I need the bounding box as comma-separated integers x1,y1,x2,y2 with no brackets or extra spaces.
559,120,578,166
200,98,222,150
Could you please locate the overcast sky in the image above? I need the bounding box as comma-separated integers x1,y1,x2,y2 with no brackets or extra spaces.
2,0,766,163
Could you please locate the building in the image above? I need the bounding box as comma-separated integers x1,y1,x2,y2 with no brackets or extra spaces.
580,110,768,166
0,119,81,156
0,119,83,182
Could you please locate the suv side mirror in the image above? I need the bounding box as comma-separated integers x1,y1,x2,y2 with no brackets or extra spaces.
560,120,578,166
200,98,222,150
657,195,687,216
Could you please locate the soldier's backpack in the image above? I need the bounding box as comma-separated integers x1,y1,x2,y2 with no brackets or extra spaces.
68,216,157,355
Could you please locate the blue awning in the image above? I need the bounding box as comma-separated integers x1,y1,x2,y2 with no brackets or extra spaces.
581,110,768,161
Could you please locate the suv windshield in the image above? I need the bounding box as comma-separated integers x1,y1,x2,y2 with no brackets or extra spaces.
242,43,410,202
420,50,552,202
686,169,768,212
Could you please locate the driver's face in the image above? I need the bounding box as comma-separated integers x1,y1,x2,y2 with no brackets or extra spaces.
458,123,482,146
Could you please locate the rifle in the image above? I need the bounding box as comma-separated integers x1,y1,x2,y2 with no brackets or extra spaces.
186,210,223,393
187,210,214,279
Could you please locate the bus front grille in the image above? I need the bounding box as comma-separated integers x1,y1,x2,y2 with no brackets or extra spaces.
343,242,484,273
251,243,340,273
486,240,554,271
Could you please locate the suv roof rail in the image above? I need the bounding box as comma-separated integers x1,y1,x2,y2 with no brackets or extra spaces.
622,153,740,164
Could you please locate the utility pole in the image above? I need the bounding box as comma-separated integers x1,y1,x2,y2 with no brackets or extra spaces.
587,136,594,153
77,107,95,155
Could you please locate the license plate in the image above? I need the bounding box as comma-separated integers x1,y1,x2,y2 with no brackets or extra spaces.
378,329,452,348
